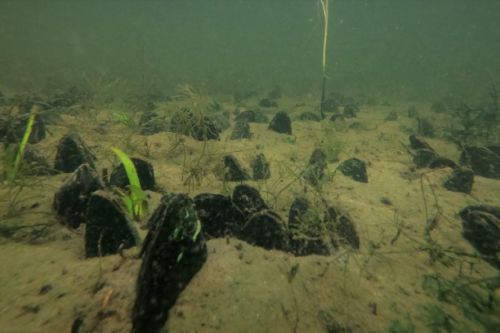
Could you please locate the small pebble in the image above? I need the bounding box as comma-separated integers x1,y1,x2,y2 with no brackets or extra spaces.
22,304,40,314
39,284,53,295
380,197,392,206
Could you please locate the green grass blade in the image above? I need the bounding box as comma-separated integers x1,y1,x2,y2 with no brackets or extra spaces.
14,113,36,172
111,147,147,220
4,111,36,181
111,148,141,190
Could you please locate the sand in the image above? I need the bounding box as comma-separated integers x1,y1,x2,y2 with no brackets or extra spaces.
0,93,499,333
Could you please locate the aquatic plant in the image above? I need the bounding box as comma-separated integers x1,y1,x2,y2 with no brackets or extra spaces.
420,273,500,331
111,147,148,221
446,84,499,144
388,316,415,333
2,110,36,182
82,71,122,108
319,0,330,119
114,111,137,130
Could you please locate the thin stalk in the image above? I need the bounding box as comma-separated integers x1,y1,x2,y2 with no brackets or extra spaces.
320,76,326,119
319,0,330,119
320,0,329,73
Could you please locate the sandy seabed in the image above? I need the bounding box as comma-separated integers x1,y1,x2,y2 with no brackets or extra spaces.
0,92,499,333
